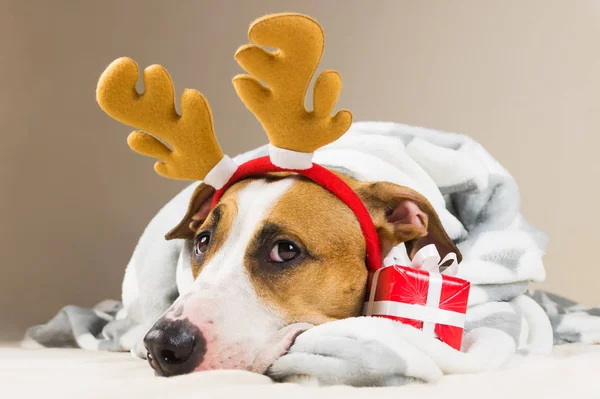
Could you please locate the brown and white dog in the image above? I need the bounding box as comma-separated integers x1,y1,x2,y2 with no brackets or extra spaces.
142,171,460,377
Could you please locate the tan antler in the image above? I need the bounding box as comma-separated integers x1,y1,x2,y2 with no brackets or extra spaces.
96,57,224,181
233,13,352,153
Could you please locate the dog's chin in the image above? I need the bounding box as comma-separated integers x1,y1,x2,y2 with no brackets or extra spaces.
249,322,313,375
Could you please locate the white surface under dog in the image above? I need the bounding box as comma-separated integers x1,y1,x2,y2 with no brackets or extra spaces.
2,343,599,398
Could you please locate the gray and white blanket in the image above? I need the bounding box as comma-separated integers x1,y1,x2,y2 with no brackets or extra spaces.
25,122,600,385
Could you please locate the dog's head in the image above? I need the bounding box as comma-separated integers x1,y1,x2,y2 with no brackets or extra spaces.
143,173,460,376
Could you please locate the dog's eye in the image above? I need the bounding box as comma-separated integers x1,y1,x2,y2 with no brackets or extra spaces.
195,232,211,256
268,241,300,263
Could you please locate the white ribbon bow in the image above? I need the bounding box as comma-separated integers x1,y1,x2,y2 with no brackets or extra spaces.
410,244,459,276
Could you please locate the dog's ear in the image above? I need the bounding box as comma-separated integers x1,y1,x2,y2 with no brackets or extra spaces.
165,183,215,240
355,181,462,263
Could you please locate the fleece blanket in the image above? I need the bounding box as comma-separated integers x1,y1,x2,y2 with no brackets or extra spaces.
25,122,600,385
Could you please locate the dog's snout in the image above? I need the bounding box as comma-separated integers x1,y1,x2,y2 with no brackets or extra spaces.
144,318,206,376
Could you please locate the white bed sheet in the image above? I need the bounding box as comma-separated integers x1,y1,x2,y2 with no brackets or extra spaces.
2,343,599,398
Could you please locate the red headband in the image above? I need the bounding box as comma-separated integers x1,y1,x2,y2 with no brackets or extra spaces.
212,156,383,272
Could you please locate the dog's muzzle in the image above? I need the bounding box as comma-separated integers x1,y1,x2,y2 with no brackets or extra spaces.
144,318,206,376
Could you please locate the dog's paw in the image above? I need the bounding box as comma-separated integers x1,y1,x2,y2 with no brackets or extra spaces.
268,317,435,386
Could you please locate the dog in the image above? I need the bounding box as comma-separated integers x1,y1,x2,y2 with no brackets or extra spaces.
141,172,461,377
93,14,463,378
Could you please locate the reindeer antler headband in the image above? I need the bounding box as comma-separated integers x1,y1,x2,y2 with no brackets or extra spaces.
96,13,382,271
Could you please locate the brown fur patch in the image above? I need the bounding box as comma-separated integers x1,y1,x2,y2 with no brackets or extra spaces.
354,180,461,262
245,176,368,325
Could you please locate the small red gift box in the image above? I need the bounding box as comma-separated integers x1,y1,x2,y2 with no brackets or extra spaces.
363,245,470,350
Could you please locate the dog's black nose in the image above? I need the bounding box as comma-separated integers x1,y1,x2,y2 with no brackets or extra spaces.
144,318,206,376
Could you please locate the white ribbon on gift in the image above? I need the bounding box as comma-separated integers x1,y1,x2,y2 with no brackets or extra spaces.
364,244,464,337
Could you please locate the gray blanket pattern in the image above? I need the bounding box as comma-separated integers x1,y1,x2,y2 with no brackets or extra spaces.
25,292,600,351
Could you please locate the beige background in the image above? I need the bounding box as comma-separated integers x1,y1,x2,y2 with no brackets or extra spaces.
1,0,599,340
